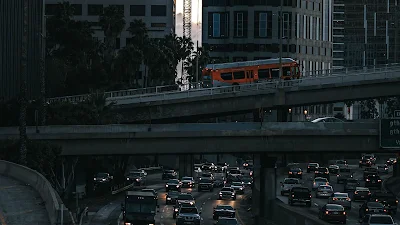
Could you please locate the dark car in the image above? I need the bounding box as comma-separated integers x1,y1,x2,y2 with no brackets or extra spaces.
198,178,213,192
314,167,330,180
218,187,236,200
216,218,238,225
213,205,236,220
363,167,378,180
344,178,359,192
162,170,177,180
172,202,193,219
288,187,312,207
288,167,303,179
307,163,319,173
370,192,399,214
177,192,195,206
241,176,253,187
359,158,372,168
359,201,387,220
365,174,382,189
165,179,181,192
353,187,371,201
166,191,180,205
387,158,397,166
126,171,146,186
318,204,346,224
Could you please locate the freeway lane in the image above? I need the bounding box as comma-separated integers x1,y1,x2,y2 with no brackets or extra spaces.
277,161,399,225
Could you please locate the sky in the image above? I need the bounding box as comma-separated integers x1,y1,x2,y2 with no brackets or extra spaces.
176,0,202,24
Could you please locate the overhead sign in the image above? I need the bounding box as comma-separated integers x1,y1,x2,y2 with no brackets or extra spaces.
394,110,400,118
380,119,400,149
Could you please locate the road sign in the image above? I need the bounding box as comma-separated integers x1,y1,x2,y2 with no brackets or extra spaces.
380,119,400,149
394,110,400,118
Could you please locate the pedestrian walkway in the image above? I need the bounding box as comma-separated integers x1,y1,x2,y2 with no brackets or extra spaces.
0,175,50,225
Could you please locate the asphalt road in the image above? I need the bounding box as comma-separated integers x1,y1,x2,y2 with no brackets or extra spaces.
276,160,399,225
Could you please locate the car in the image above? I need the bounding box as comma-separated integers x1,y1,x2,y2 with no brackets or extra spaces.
213,175,226,187
280,178,301,196
213,205,236,220
329,165,340,174
177,192,195,206
218,187,236,200
311,117,344,123
201,163,216,171
227,168,241,177
359,158,372,168
241,176,253,187
318,204,346,224
288,187,312,207
226,175,242,184
353,187,371,201
173,202,193,219
363,167,378,180
336,160,348,167
307,163,319,173
198,178,213,192
200,172,214,181
363,154,376,165
313,177,329,190
162,170,177,180
370,192,399,214
360,214,396,225
344,178,359,192
126,171,146,186
165,179,181,192
316,185,334,198
130,169,147,177
181,176,195,188
166,191,180,205
216,162,228,171
230,182,245,194
141,189,157,200
328,192,351,209
216,217,238,225
243,160,253,169
377,164,389,174
337,171,353,184
176,206,201,225
386,158,397,166
365,174,382,189
358,201,388,221
93,172,113,183
314,167,330,179
288,167,303,179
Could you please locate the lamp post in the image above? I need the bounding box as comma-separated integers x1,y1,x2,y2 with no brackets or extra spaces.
304,109,308,121
288,108,292,122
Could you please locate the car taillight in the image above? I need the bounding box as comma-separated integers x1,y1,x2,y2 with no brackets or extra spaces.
366,179,370,181
354,191,358,194
314,171,318,173
289,172,292,174
396,200,399,203
378,180,382,182
292,195,294,197
325,211,329,215
309,195,312,198
298,172,302,174
368,192,371,195
343,211,346,215
308,166,310,168
376,199,379,202
333,198,338,200
346,197,351,201
384,209,387,212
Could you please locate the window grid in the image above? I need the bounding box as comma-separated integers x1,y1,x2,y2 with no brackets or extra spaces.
283,13,290,38
236,13,244,37
213,13,220,37
259,13,268,37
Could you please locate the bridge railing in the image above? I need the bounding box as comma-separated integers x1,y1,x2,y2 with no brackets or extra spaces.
107,65,400,104
48,63,400,104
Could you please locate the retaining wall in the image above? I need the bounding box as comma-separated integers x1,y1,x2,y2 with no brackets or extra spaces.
0,160,74,225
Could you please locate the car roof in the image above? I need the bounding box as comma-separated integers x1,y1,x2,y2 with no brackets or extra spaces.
314,177,327,180
319,185,332,188
356,187,369,191
333,192,348,195
308,162,319,165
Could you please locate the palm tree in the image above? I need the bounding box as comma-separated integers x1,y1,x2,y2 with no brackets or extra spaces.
99,5,126,71
19,0,29,165
86,91,116,124
127,19,148,47
184,46,210,83
115,45,143,85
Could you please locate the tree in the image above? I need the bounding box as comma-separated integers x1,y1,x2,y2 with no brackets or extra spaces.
114,45,143,86
127,19,148,47
359,99,379,119
99,5,126,71
377,97,387,118
184,46,210,83
386,97,400,117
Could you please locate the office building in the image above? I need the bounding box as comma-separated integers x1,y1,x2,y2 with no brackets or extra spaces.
202,0,335,121
0,0,44,101
45,0,176,83
332,0,344,69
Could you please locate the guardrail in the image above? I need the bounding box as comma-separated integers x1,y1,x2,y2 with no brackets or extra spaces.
47,63,400,104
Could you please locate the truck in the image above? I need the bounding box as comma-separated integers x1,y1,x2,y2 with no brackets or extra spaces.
288,187,312,207
121,191,158,225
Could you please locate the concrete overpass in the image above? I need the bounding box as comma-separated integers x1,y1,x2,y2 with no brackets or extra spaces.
0,122,385,155
48,65,400,123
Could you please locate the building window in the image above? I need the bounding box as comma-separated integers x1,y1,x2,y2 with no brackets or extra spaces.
303,15,306,39
316,17,320,40
254,11,272,38
151,5,166,16
235,13,243,37
213,13,220,37
151,23,167,27
88,4,103,16
130,5,145,16
259,13,268,37
282,12,291,38
208,12,229,38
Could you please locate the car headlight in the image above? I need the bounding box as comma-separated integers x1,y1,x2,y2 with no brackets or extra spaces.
240,187,243,190
136,178,139,182
190,201,194,205
174,208,178,212
176,185,179,188
219,192,222,195
167,197,171,200
94,178,97,181
126,178,130,180
166,184,169,187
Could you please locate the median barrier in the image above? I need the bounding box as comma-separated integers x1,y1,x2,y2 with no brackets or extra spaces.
0,160,74,225
383,176,400,197
272,200,330,225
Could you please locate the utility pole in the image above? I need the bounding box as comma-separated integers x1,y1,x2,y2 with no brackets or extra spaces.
195,40,199,84
279,0,283,79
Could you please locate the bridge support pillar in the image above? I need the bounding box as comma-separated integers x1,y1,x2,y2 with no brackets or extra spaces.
179,155,193,179
276,107,289,122
253,153,277,220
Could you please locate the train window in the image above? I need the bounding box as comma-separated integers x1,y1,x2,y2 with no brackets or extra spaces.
233,71,245,79
271,69,280,78
283,67,291,76
220,72,233,80
258,69,270,79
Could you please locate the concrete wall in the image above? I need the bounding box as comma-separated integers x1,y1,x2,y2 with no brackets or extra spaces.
271,200,329,225
0,160,73,225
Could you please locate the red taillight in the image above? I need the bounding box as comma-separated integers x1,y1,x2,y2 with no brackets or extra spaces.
343,211,346,215
325,211,329,215
354,191,358,194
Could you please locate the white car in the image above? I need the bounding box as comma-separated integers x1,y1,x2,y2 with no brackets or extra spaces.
360,214,397,225
312,177,329,190
311,117,344,123
280,178,301,196
316,185,333,198
328,192,351,209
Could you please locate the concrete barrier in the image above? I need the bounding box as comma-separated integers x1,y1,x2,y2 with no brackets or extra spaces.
0,160,74,225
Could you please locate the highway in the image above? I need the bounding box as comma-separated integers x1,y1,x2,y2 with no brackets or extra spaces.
276,160,400,225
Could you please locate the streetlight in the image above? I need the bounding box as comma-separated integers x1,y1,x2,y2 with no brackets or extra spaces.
304,109,308,121
288,108,292,122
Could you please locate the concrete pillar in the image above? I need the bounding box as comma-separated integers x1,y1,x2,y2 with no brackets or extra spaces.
276,107,289,122
179,155,194,179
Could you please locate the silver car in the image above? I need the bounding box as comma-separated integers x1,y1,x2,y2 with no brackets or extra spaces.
313,177,329,190
328,192,351,209
316,185,334,198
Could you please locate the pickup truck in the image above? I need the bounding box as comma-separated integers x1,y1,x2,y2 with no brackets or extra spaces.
288,187,312,207
280,178,302,196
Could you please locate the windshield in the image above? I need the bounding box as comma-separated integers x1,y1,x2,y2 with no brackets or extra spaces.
167,180,179,184
96,173,108,178
216,205,234,210
168,192,179,197
284,179,299,184
125,203,155,213
232,182,242,186
369,216,393,224
180,207,198,214
242,177,252,181
229,170,241,174
318,186,332,191
334,193,348,198
309,163,318,167
129,172,141,177
202,174,212,177
315,179,327,182
182,177,193,181
317,168,328,172
178,195,194,200
327,205,344,210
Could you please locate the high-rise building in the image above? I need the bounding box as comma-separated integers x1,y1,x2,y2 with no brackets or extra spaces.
332,0,345,69
44,0,176,84
202,0,336,121
0,0,45,101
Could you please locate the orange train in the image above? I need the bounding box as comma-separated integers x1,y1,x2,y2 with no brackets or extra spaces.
202,58,301,87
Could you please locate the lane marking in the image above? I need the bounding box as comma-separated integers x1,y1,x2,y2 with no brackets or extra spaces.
5,209,36,217
0,186,16,190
